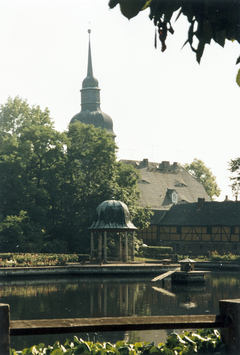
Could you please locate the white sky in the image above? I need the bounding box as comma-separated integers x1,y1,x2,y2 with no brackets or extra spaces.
0,0,240,201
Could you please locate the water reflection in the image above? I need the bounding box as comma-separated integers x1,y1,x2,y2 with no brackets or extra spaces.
1,272,240,350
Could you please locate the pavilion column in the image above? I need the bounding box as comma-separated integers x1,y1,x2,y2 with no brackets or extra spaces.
119,233,122,261
131,231,135,261
98,234,102,261
104,231,107,262
125,231,128,262
103,284,107,316
90,232,94,261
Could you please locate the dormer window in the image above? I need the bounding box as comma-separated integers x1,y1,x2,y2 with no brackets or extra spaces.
167,189,178,204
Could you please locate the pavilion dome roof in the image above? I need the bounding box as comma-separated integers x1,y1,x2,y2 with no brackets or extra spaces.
89,200,137,231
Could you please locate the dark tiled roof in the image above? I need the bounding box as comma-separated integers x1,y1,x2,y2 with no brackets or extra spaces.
121,159,210,209
89,200,137,231
150,209,167,224
158,201,240,226
71,110,115,136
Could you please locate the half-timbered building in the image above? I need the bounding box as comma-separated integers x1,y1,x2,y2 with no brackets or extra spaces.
138,198,240,255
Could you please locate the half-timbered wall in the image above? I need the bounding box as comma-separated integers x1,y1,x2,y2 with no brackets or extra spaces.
137,225,240,254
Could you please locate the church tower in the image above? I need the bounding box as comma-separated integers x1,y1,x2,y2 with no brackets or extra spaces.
70,30,116,138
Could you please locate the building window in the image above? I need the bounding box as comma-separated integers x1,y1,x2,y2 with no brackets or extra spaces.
177,226,181,234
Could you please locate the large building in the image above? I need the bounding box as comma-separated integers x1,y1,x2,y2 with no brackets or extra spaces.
120,159,210,212
146,198,240,255
122,158,240,255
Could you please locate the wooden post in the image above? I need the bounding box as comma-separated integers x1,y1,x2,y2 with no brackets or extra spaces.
0,303,10,355
125,231,128,262
219,299,240,355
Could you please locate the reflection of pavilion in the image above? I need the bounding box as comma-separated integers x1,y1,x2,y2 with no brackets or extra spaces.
89,200,137,262
89,283,138,317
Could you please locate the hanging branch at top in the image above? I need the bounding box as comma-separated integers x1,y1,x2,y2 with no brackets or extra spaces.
109,0,240,84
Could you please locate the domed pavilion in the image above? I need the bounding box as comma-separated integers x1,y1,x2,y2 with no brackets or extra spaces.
70,30,116,139
89,200,137,262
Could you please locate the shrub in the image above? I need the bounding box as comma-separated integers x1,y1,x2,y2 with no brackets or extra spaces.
208,251,240,262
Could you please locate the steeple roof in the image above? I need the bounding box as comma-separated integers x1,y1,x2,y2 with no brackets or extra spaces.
82,29,99,89
70,30,115,138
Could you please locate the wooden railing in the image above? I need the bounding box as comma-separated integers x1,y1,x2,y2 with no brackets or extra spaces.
1,299,240,355
10,314,226,336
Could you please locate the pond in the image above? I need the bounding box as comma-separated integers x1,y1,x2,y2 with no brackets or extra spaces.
1,271,240,351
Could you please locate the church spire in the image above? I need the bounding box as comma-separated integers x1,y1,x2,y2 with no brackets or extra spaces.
87,29,93,78
82,29,99,90
70,30,115,139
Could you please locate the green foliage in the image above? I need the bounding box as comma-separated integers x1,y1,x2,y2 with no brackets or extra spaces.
0,211,29,252
208,250,240,262
0,96,68,252
228,157,240,199
138,246,173,259
0,97,151,254
184,159,221,201
0,253,78,267
106,234,143,259
109,0,240,65
236,68,240,87
11,329,225,354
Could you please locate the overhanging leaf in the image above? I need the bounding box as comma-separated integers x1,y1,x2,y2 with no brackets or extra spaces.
236,68,240,87
119,0,146,19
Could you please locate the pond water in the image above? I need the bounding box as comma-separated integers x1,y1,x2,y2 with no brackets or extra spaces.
1,271,240,351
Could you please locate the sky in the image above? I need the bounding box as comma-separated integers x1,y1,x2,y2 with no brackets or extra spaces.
0,0,240,201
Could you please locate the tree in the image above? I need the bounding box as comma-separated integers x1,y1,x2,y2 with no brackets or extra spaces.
0,97,151,253
184,158,221,200
63,121,152,252
109,0,240,66
228,157,240,199
0,96,68,252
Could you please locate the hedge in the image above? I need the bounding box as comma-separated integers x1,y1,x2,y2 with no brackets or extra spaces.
139,246,173,259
